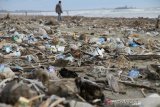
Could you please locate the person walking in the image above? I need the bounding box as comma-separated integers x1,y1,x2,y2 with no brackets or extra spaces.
155,15,160,29
55,1,63,21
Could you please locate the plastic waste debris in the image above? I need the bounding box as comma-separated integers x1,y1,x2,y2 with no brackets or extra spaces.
107,74,119,93
38,28,47,35
106,38,112,42
0,103,12,107
129,41,139,47
2,46,12,53
116,38,121,43
57,46,65,53
69,100,94,107
115,38,125,49
106,38,118,50
0,66,15,79
56,53,65,59
26,55,32,62
40,34,50,40
18,97,30,107
91,66,107,76
48,66,56,73
146,32,152,36
12,35,19,42
56,53,74,62
124,47,132,55
27,34,38,44
10,65,23,72
89,37,106,45
1,14,160,107
33,67,50,83
47,45,65,53
89,37,99,44
46,45,56,53
141,93,160,107
0,32,3,36
12,32,24,43
13,50,21,57
0,50,21,58
70,44,79,50
64,54,74,62
59,38,66,44
103,73,160,107
92,47,105,58
72,32,78,40
98,37,106,44
128,69,140,78
152,31,159,36
104,98,142,107
0,64,5,72
9,28,16,33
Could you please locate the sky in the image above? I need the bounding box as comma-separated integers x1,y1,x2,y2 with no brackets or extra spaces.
0,0,160,11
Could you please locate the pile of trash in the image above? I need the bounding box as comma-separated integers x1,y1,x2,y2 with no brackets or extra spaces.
0,15,160,107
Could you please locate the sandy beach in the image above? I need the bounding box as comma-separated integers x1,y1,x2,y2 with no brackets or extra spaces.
0,14,160,107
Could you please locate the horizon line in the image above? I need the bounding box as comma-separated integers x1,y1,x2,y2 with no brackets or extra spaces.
0,6,160,12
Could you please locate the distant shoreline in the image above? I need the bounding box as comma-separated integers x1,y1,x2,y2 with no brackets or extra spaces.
0,7,160,12
0,8,160,18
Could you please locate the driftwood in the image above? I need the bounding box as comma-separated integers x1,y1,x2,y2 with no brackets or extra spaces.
119,80,160,93
95,79,160,93
141,88,146,97
126,55,160,60
49,98,65,107
95,79,126,94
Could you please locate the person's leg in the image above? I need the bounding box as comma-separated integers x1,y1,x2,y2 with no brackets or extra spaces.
156,19,159,29
59,13,62,21
57,14,59,21
57,13,60,21
57,13,62,21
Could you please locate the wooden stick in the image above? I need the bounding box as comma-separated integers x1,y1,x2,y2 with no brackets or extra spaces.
126,55,160,60
141,88,146,97
65,85,86,102
39,98,52,107
120,74,135,83
29,94,45,102
0,77,14,87
49,78,75,82
49,98,65,107
119,80,160,93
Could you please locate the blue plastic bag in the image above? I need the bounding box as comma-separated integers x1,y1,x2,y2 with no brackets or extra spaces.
129,41,139,47
99,37,106,44
0,64,5,72
128,69,140,78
